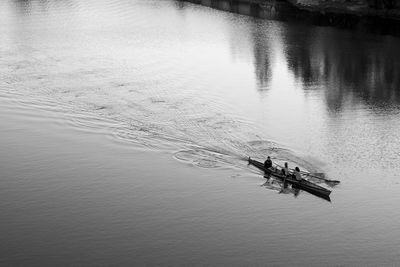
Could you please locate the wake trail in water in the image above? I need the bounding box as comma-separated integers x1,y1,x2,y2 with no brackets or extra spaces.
1,78,323,177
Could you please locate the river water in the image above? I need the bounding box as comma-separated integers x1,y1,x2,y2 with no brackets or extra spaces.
1,0,400,265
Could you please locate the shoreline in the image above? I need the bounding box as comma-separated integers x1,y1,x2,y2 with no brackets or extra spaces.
180,0,400,35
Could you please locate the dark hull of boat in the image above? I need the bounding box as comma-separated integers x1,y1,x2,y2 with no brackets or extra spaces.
248,158,331,201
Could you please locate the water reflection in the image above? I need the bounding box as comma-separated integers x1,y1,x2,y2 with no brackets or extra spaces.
251,21,400,111
13,0,77,15
14,0,31,13
251,22,274,89
14,0,49,14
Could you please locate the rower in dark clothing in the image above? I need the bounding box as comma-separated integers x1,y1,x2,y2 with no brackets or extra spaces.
264,156,273,178
264,156,272,169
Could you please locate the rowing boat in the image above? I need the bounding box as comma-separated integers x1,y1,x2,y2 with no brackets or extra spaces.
249,158,331,200
248,158,331,200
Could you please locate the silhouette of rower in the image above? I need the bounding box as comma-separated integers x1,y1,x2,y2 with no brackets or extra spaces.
264,156,272,178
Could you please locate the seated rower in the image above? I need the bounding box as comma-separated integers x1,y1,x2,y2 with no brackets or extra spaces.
264,156,273,178
293,167,302,181
281,162,290,188
264,156,272,170
282,162,290,176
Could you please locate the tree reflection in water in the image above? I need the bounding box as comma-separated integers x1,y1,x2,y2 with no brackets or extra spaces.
251,23,400,112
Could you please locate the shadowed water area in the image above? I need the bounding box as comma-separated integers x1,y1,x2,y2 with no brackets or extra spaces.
1,0,400,265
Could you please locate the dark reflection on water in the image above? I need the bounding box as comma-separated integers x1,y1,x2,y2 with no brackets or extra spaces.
13,0,77,14
14,0,48,13
251,22,274,89
14,0,31,13
174,1,400,114
289,30,399,109
252,21,400,111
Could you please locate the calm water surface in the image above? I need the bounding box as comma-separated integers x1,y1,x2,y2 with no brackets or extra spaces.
1,0,400,265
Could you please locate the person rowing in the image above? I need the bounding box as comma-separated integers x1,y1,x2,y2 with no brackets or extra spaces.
264,156,273,178
293,167,302,181
281,162,290,189
282,162,290,177
264,156,272,170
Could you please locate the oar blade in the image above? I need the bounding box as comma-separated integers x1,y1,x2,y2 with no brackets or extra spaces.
311,172,325,178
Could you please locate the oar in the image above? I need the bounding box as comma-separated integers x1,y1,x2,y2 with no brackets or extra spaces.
300,171,340,184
